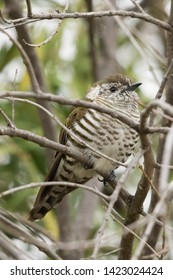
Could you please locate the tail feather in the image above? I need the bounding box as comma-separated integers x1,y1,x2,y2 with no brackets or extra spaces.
28,187,57,221
29,152,65,221
28,184,77,221
29,203,51,221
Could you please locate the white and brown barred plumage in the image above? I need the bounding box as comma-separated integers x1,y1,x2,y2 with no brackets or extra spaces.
29,74,141,221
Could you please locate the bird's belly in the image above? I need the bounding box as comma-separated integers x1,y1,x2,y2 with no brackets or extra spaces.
94,144,120,175
64,117,138,181
93,125,138,175
70,162,95,182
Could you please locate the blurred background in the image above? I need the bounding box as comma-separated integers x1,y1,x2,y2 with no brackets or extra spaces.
0,0,171,259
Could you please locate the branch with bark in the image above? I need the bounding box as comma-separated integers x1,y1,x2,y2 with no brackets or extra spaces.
1,8,171,32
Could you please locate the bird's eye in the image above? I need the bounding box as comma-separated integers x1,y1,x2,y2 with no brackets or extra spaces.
110,86,117,92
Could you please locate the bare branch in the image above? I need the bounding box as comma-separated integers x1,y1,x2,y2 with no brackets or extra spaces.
139,1,173,258
155,58,173,100
0,181,109,201
23,21,61,48
91,149,144,259
23,0,70,48
0,108,15,128
1,91,173,136
105,0,159,84
0,214,61,259
0,126,94,168
0,90,139,132
141,99,173,128
130,0,146,13
2,10,171,32
0,231,33,259
118,99,157,259
0,27,40,93
0,10,11,23
4,0,57,164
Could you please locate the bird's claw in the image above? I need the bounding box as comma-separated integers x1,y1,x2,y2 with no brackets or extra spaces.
98,170,116,186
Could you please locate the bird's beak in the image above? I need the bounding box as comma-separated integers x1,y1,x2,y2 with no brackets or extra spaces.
127,82,145,107
127,82,142,91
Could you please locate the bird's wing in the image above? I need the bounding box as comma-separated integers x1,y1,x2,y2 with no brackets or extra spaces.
28,107,88,221
31,152,64,209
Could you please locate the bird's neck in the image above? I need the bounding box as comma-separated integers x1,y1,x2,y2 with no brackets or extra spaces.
96,97,139,119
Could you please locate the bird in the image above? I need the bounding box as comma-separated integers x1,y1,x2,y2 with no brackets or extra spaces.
29,73,141,221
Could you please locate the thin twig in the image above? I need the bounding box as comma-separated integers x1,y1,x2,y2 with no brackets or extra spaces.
23,21,61,47
0,90,139,132
23,0,70,48
0,181,109,201
11,69,18,125
155,58,173,100
0,10,11,24
0,214,61,259
0,27,41,93
149,58,173,127
141,99,173,127
105,0,159,84
0,108,15,128
130,0,146,14
155,162,173,170
139,165,160,197
0,231,33,259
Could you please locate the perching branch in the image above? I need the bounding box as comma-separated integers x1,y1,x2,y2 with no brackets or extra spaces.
0,126,93,168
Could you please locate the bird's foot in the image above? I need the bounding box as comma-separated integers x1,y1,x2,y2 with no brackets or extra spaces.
98,170,116,186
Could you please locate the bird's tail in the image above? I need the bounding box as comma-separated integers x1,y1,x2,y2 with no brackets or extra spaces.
28,184,59,221
28,183,77,221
